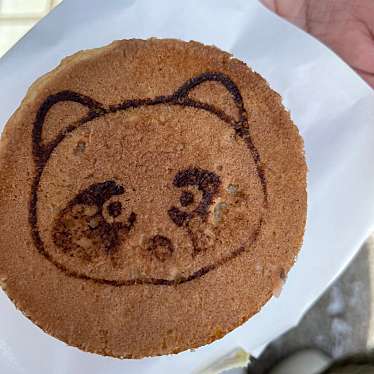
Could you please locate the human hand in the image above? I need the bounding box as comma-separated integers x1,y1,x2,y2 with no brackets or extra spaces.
261,0,374,88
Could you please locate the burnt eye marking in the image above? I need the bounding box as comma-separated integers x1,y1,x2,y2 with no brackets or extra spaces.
107,201,122,218
72,180,124,206
52,180,136,259
168,168,221,257
180,191,194,207
168,167,221,227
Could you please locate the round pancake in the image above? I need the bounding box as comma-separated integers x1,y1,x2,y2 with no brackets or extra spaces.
0,39,307,358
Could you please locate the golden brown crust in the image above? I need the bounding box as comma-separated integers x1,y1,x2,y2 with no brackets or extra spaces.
0,39,306,358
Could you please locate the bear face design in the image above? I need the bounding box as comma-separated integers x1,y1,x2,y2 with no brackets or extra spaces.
30,72,268,285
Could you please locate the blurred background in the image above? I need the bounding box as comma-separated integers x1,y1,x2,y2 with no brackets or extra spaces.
0,0,61,57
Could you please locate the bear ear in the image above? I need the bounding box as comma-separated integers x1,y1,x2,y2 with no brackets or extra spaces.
33,91,105,160
173,72,247,126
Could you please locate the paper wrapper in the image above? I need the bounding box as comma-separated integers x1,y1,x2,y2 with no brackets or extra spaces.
0,0,373,373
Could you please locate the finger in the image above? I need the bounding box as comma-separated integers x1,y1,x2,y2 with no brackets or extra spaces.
274,0,307,19
354,1,374,37
260,0,308,29
324,26,374,79
261,0,277,11
354,68,374,89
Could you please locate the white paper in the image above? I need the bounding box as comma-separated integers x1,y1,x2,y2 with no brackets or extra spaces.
0,0,373,373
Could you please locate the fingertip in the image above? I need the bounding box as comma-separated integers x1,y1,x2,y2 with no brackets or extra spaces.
260,0,277,12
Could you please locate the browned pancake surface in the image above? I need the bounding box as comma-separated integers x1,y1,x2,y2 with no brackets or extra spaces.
0,39,306,357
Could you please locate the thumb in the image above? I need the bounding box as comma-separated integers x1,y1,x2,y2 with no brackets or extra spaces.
260,0,308,29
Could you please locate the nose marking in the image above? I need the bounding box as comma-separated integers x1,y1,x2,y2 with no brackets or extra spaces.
147,235,174,262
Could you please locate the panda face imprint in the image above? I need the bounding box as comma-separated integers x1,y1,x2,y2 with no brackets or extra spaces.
29,72,268,286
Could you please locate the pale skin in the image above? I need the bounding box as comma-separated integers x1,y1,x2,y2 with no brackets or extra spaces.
261,0,374,88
